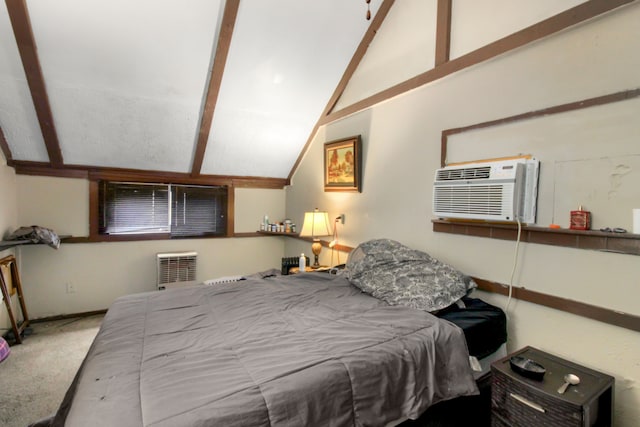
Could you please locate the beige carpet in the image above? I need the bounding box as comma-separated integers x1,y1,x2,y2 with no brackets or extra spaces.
0,314,103,427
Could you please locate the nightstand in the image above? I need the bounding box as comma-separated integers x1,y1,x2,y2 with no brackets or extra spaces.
491,346,614,426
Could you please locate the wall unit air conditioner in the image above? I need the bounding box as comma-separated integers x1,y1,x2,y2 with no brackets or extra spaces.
433,158,539,223
156,251,197,290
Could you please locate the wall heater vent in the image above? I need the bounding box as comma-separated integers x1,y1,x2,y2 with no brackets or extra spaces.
433,158,539,223
156,251,197,290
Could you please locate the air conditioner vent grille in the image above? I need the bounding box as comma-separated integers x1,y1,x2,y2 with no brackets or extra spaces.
157,252,197,289
434,185,505,216
436,166,491,181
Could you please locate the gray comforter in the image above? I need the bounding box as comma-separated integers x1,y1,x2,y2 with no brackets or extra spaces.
51,273,477,427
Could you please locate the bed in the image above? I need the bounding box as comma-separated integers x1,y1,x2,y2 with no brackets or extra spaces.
39,239,506,427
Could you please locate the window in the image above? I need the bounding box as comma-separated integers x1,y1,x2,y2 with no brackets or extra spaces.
170,185,227,237
99,182,170,234
99,181,227,237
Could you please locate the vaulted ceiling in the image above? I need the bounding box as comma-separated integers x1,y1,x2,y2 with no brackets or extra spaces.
0,0,389,186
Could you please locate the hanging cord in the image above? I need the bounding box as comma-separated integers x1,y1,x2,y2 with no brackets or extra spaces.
330,217,341,267
505,218,522,314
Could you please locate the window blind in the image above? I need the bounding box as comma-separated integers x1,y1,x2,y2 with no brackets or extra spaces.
171,185,227,237
99,181,227,237
100,182,170,234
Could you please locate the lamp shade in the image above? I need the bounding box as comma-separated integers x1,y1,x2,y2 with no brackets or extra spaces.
299,209,331,238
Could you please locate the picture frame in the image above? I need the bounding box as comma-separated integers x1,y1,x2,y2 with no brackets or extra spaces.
324,135,362,192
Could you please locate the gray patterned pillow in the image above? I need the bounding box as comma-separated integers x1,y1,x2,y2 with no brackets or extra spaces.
345,239,476,312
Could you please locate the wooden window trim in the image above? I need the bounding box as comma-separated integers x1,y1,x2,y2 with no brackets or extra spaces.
87,180,235,243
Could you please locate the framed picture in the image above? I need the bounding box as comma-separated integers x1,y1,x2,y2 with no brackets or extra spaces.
324,135,362,192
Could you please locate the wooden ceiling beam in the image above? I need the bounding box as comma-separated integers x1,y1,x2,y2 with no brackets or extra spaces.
320,0,395,119
191,0,240,177
287,0,396,182
0,127,12,163
435,0,452,66
5,0,64,167
10,160,289,189
319,0,636,126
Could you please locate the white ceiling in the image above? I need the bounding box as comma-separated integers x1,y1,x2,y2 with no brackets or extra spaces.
0,0,381,179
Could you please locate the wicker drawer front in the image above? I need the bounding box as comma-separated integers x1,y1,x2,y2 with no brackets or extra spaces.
491,415,509,427
492,371,583,426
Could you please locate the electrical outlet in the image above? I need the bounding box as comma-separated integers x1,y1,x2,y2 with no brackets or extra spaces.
337,214,345,224
66,282,76,294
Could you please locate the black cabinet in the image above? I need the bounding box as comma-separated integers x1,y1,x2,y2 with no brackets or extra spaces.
491,346,614,426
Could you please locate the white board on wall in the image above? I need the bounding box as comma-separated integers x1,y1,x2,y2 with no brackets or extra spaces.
446,97,640,230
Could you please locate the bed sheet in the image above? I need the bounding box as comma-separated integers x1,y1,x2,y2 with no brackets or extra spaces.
49,273,478,427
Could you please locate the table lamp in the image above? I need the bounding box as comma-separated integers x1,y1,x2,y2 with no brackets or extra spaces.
299,208,331,268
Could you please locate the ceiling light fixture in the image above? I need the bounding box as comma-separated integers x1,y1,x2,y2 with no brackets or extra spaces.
365,0,371,20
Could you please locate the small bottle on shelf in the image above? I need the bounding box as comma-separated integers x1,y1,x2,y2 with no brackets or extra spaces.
299,253,306,273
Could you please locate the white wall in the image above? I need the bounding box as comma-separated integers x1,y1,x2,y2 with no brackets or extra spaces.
0,151,18,331
449,0,586,58
16,175,89,237
286,2,640,425
335,0,437,109
15,175,288,318
18,237,285,318
0,154,16,241
446,98,640,231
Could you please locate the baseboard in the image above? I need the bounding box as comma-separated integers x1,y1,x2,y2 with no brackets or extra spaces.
30,309,107,323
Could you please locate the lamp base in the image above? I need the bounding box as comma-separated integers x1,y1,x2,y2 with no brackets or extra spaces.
311,240,322,268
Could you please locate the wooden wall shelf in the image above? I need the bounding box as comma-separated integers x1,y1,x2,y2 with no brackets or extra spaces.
0,235,72,249
0,240,34,249
257,231,355,254
257,230,300,237
432,220,640,256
